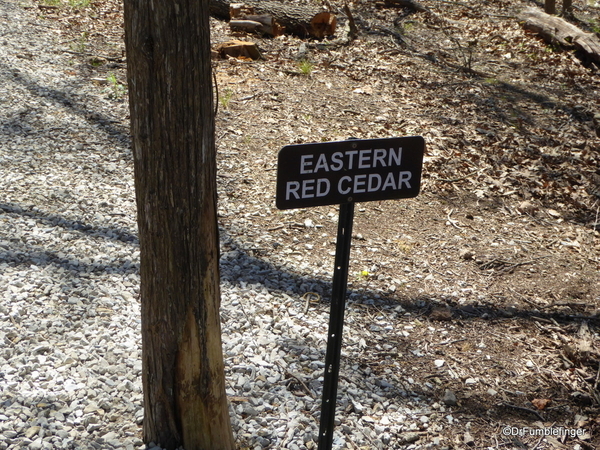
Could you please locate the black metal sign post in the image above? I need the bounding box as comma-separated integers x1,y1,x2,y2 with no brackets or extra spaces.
276,137,425,450
318,200,354,450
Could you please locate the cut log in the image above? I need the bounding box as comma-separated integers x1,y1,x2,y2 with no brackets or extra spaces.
210,0,336,38
229,7,283,37
230,2,254,18
520,7,600,65
230,20,270,35
380,0,429,13
215,40,262,60
230,15,282,37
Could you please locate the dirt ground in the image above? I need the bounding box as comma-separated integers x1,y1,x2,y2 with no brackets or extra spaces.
33,0,600,448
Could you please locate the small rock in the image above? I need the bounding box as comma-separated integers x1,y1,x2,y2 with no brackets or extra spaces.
397,432,421,444
24,426,40,439
442,389,457,406
101,431,118,442
294,43,309,61
459,248,474,260
351,399,364,414
464,431,475,446
517,200,537,215
28,438,43,450
430,306,453,321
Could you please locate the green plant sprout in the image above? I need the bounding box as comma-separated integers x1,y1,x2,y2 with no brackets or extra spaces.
220,88,234,109
68,0,90,8
298,59,314,76
106,73,126,99
70,32,88,53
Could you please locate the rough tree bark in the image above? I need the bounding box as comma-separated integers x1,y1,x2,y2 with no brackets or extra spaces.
123,0,234,449
544,0,556,15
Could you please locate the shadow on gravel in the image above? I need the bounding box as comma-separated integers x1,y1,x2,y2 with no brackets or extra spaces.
1,62,130,147
219,228,600,328
2,204,598,442
1,198,597,329
0,202,138,244
0,202,139,274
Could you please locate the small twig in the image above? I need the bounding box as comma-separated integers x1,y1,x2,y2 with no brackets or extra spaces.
302,292,321,314
501,256,550,274
62,50,124,62
501,402,545,421
531,316,555,324
508,288,540,308
275,361,315,398
531,435,545,450
433,338,467,346
9,315,22,331
212,66,219,117
446,208,461,229
343,3,358,41
439,0,475,9
438,168,484,183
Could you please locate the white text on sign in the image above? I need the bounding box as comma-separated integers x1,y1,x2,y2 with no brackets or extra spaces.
286,147,413,200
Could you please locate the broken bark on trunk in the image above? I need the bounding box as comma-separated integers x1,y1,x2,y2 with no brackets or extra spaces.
520,7,600,65
210,0,336,38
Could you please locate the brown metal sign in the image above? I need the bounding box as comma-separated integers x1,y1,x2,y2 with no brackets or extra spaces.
276,136,425,210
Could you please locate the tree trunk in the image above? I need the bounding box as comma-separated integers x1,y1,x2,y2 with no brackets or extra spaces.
123,0,234,449
520,7,600,65
210,0,336,38
545,0,556,14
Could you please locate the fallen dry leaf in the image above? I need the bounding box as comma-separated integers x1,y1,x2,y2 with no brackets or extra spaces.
531,398,552,410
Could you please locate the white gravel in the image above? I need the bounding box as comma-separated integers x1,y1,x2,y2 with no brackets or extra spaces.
0,2,446,449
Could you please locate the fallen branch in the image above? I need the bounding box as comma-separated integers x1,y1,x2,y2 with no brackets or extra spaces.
519,7,600,65
343,3,358,42
501,402,545,421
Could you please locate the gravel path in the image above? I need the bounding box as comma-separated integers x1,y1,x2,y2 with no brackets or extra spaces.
0,2,441,449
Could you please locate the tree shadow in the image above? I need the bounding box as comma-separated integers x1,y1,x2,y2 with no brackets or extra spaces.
0,61,130,148
1,199,598,447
